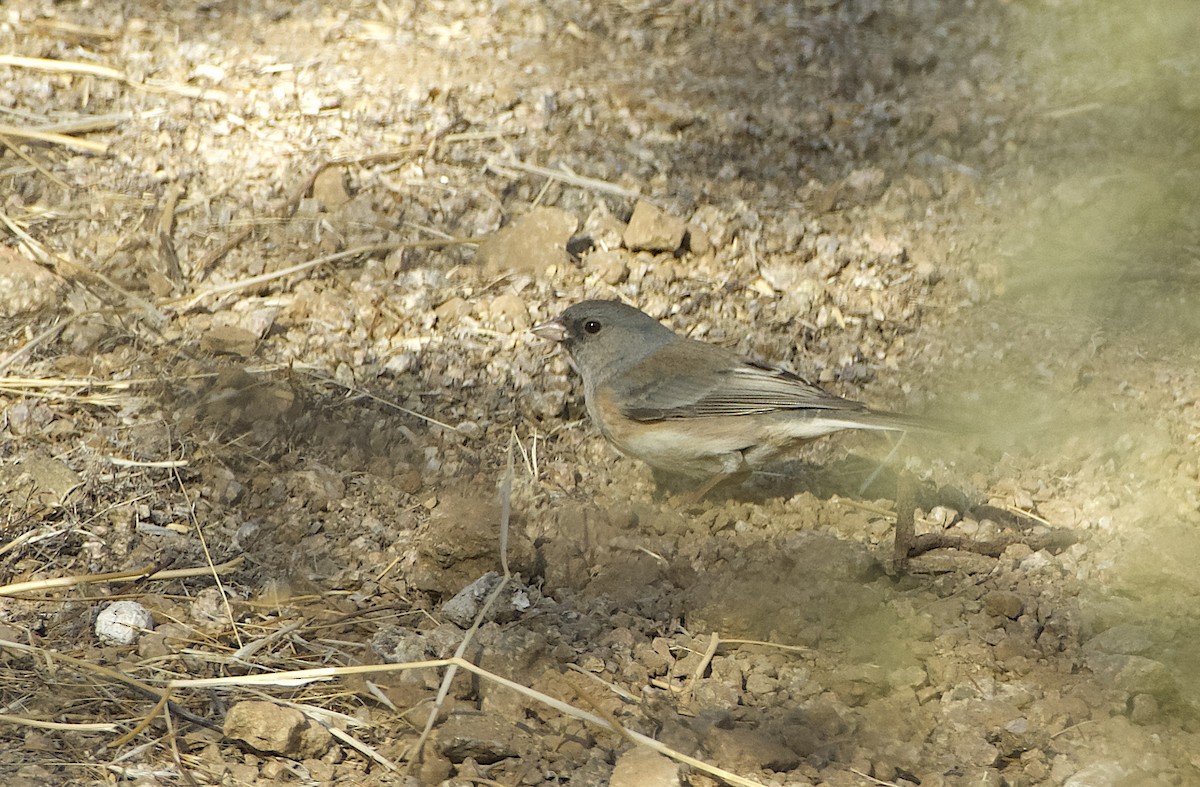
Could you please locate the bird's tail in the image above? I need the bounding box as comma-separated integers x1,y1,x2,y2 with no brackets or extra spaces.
821,407,948,434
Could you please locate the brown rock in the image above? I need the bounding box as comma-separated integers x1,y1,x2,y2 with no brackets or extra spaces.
300,757,335,782
623,200,687,252
224,700,331,759
475,207,578,275
587,249,628,285
1086,653,1175,698
686,222,713,256
0,249,64,318
582,202,627,249
371,626,440,664
415,752,453,784
477,626,551,717
0,456,83,509
311,166,351,209
1082,624,1155,656
435,296,471,324
1128,693,1159,724
441,572,541,628
200,325,259,357
435,712,530,764
488,292,531,331
409,491,535,594
9,765,55,787
704,726,799,773
610,747,683,787
690,678,740,711
983,591,1024,620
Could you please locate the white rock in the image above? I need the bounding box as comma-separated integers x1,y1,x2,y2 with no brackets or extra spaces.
1063,762,1127,787
1019,550,1054,571
96,601,155,646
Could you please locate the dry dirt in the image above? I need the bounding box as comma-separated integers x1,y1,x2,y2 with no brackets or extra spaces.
1,1,1199,786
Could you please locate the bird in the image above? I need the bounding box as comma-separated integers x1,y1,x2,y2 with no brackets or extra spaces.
533,299,929,500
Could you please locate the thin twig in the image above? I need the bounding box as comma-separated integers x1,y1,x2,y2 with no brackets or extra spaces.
163,700,200,787
28,19,118,39
0,132,72,187
848,767,902,787
718,638,812,655
154,181,186,283
564,665,639,703
0,54,123,80
683,632,721,698
0,123,107,153
108,457,189,469
108,690,171,749
0,556,244,597
0,714,118,732
485,156,643,200
410,443,516,767
305,370,462,432
173,467,242,649
33,110,165,135
178,241,479,311
893,474,916,572
1050,719,1098,739
0,54,229,104
0,316,73,374
330,726,401,773
189,162,332,276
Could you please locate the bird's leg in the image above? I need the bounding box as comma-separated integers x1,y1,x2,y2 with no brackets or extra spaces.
676,473,732,506
675,467,753,507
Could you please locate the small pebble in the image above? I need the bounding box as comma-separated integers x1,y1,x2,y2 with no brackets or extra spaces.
96,601,155,646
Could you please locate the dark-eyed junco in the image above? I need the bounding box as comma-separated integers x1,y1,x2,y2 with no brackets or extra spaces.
533,299,928,497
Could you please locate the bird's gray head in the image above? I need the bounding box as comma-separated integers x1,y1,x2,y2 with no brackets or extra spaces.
533,300,677,383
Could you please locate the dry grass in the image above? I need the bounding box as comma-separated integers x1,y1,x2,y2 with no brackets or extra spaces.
0,453,778,787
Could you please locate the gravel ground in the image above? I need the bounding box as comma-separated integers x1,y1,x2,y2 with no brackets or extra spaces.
1,1,1199,785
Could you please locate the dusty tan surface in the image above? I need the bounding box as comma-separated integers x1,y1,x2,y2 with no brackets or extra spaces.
1,1,1199,785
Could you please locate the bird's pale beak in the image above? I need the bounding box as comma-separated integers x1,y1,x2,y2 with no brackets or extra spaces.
531,317,567,343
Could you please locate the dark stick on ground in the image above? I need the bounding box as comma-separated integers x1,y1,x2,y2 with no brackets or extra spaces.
893,473,916,572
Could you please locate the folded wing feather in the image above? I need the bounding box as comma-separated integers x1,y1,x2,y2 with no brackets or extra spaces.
618,357,867,421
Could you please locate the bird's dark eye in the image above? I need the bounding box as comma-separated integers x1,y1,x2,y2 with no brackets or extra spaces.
584,319,602,334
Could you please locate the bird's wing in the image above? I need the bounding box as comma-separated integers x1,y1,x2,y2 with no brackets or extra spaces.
614,343,867,421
